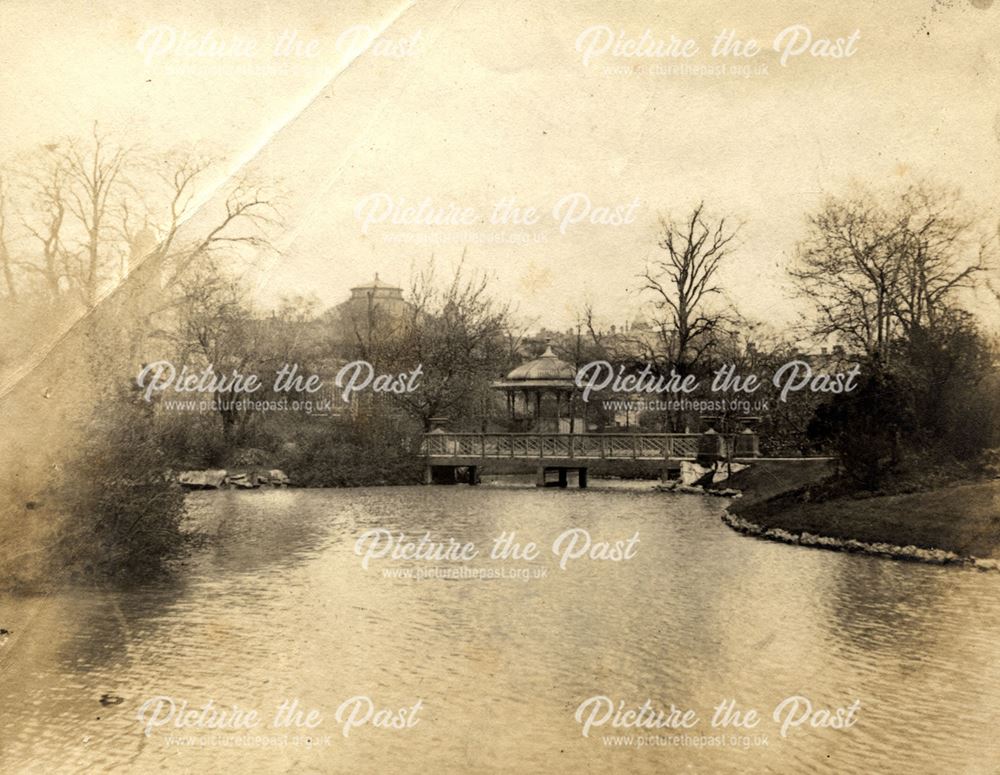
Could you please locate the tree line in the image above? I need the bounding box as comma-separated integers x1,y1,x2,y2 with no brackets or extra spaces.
1,128,997,584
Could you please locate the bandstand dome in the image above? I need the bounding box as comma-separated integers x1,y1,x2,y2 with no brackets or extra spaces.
493,345,577,390
492,344,580,432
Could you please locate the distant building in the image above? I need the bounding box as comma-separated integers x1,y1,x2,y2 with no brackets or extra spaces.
326,274,410,352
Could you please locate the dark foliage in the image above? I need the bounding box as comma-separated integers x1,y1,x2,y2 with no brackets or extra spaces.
807,363,915,489
277,412,424,487
55,388,189,583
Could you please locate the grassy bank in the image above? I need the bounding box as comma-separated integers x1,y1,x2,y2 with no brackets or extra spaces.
731,477,1000,560
724,458,837,503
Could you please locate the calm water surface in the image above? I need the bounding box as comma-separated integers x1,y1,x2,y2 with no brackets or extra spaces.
2,484,1000,773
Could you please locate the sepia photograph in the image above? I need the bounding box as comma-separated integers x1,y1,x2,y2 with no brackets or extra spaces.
1,1,999,772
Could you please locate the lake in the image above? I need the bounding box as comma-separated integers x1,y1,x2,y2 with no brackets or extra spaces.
2,484,999,773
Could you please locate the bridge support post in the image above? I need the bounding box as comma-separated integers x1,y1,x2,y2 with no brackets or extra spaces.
468,465,479,486
661,459,681,482
423,463,433,485
557,468,568,488
578,468,588,488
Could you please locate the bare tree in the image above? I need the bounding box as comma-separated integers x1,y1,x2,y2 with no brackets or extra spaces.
10,132,280,318
378,258,512,431
171,266,261,445
793,194,898,356
641,202,740,373
891,183,986,337
57,124,132,307
793,182,988,357
118,150,282,356
15,146,69,304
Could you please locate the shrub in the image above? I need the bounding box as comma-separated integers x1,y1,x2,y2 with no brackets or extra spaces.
55,388,189,583
807,365,915,489
279,412,423,487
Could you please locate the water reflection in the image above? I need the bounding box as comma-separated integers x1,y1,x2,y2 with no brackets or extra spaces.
1,485,999,773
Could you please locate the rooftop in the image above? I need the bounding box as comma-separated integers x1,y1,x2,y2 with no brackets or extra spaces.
350,273,402,293
493,344,578,391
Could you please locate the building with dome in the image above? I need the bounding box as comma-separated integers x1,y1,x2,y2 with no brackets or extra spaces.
492,343,580,432
326,274,410,353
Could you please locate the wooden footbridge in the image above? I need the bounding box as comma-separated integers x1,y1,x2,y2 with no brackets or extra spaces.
421,431,760,487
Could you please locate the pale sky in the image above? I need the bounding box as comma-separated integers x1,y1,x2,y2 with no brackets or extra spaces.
2,0,999,331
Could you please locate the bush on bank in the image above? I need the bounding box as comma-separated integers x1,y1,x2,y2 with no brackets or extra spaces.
275,413,424,487
54,389,189,583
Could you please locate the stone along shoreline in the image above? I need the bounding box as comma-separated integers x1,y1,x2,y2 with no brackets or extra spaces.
720,465,1000,572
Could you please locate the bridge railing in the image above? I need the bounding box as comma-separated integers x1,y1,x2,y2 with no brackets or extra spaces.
421,432,756,460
